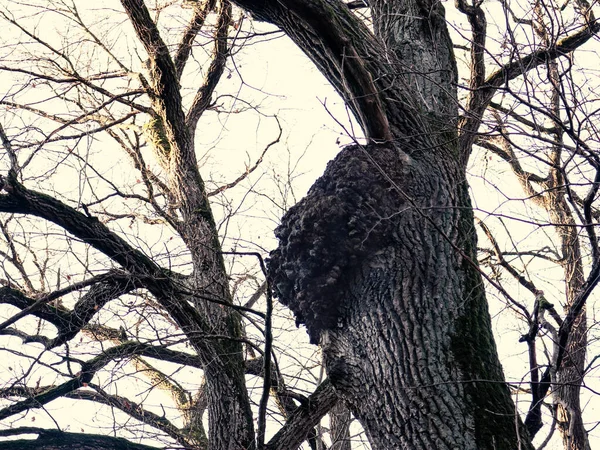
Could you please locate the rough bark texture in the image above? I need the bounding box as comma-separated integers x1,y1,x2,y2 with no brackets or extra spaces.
329,402,351,450
237,0,537,447
269,141,531,449
370,0,457,123
554,215,588,450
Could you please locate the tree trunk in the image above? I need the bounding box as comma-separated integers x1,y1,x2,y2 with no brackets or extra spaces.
269,139,531,448
119,2,257,448
549,196,589,450
232,0,535,447
543,46,590,450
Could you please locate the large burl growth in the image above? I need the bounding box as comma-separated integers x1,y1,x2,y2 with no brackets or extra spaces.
268,144,407,343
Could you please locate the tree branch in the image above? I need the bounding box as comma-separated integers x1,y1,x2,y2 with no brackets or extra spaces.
185,0,231,131
230,0,404,143
266,380,338,450
459,18,600,159
0,173,160,274
175,0,218,79
120,0,191,156
0,341,202,424
208,119,281,197
69,384,191,447
0,428,159,450
0,270,138,348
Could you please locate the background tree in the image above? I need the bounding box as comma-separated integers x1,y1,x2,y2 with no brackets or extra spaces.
462,1,600,447
0,1,599,450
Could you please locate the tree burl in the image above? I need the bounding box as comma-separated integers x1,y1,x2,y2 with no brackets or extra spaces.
268,144,408,343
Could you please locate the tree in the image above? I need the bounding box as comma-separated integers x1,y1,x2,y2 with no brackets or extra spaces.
460,2,600,447
0,1,598,450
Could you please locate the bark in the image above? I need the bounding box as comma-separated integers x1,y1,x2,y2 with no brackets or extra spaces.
553,208,589,450
370,0,457,123
269,143,531,449
541,85,589,450
329,403,351,450
233,0,538,448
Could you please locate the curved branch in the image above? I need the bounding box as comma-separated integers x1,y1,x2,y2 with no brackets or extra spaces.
0,172,162,275
0,341,201,423
0,428,159,450
231,0,400,142
0,287,72,334
266,380,338,450
0,270,138,348
0,377,87,422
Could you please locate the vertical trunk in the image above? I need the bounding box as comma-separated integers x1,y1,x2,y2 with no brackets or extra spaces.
241,0,533,447
175,143,255,450
370,0,457,123
120,2,255,447
554,230,588,450
548,195,588,450
269,143,532,449
322,152,528,449
532,6,589,442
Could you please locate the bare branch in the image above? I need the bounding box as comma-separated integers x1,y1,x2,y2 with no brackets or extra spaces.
120,0,191,154
69,384,192,447
459,18,600,158
0,172,161,274
185,0,231,131
175,0,218,79
208,118,281,197
230,0,398,142
266,380,338,450
0,428,159,450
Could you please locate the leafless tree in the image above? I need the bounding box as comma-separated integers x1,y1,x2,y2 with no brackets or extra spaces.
0,0,599,449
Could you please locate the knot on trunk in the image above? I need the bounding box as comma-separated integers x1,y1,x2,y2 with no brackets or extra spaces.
267,144,407,343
